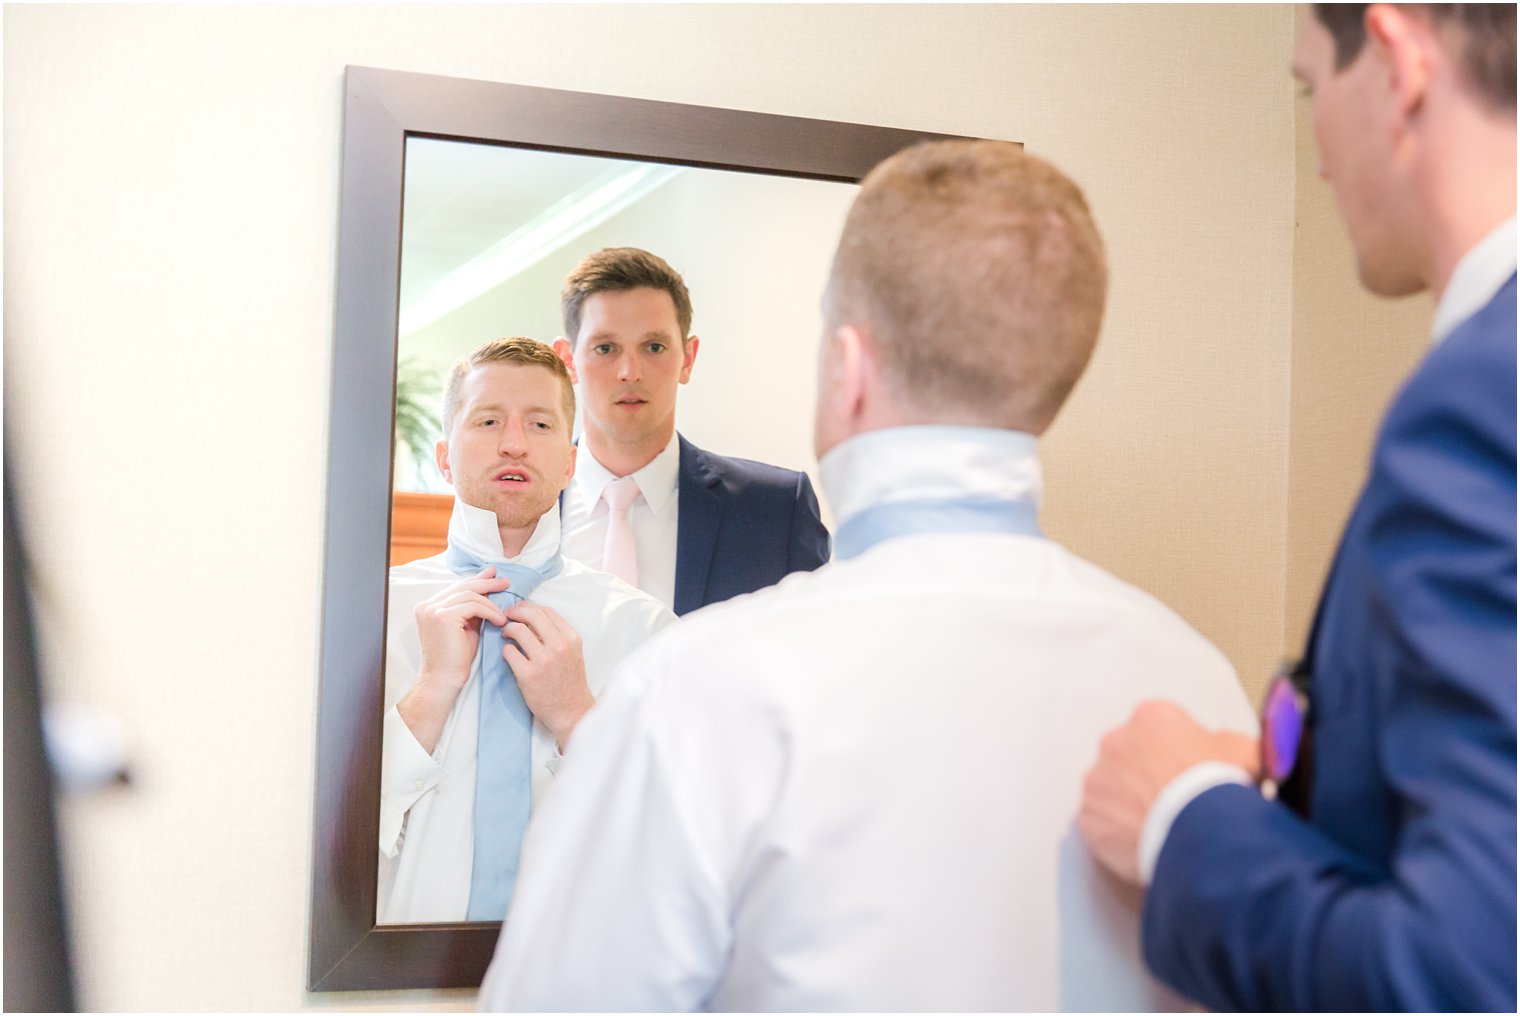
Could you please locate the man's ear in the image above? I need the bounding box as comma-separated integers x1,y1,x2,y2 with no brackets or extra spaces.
831,324,872,424
1366,3,1433,127
679,335,700,384
564,443,578,487
435,439,453,485
552,337,579,384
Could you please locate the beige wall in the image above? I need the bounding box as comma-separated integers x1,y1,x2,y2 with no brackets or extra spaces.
4,4,1424,1010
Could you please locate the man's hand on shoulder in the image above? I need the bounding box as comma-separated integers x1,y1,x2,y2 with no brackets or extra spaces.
501,602,595,752
1078,700,1259,885
397,567,511,753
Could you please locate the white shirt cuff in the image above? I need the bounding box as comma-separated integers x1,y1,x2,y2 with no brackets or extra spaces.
544,739,566,776
1138,761,1254,885
378,705,449,856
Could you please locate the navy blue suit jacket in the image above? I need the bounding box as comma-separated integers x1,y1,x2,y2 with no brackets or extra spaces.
1144,277,1517,1011
672,435,829,616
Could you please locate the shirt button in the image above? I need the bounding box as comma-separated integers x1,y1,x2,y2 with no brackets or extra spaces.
413,779,424,791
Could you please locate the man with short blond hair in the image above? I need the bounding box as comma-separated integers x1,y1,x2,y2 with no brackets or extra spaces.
1080,5,1516,1010
825,140,1105,432
479,141,1254,1010
553,246,829,616
440,336,578,433
377,336,674,925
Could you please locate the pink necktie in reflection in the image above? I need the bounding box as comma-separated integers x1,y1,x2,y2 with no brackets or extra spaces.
601,475,641,588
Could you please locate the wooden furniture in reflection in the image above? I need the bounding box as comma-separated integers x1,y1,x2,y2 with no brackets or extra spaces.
390,491,451,565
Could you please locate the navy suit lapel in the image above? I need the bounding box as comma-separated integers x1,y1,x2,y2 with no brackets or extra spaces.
674,435,722,616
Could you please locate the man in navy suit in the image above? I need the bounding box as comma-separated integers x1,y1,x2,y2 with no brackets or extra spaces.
1078,5,1515,1011
553,247,829,616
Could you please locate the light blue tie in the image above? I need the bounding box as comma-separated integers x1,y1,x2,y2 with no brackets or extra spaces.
832,495,1043,560
445,543,564,921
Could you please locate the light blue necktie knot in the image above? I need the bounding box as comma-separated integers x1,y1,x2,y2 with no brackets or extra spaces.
832,495,1043,560
444,543,563,921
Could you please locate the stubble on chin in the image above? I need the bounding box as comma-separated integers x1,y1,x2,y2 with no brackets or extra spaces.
489,487,559,532
457,479,557,533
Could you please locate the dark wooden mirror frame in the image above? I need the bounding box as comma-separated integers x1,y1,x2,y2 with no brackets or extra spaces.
309,65,966,992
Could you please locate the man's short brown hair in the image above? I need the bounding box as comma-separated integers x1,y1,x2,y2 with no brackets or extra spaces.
441,337,576,434
826,139,1107,435
561,247,694,346
1314,4,1516,112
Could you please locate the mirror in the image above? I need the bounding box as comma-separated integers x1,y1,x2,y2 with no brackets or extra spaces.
311,65,960,991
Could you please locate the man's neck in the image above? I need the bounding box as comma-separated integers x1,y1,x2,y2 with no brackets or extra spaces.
581,422,673,478
1420,111,1516,298
496,524,535,560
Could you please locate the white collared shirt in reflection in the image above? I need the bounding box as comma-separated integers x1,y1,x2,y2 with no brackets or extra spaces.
377,498,675,925
479,426,1256,1011
560,432,682,612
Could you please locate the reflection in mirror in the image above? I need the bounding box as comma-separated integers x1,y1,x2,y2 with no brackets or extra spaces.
392,138,858,500
378,137,859,925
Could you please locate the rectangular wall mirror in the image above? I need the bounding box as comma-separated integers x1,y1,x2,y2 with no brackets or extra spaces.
310,65,963,991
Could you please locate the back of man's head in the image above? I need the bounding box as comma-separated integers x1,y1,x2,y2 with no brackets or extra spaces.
826,139,1107,436
1314,4,1516,114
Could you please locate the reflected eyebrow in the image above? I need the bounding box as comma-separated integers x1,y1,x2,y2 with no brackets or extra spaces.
584,330,676,343
469,402,559,418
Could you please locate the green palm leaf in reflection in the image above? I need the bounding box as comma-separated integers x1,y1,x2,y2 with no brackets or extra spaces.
395,358,443,482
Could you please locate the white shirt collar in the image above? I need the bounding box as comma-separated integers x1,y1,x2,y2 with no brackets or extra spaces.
571,433,681,515
818,425,1043,528
1432,216,1517,345
448,496,561,568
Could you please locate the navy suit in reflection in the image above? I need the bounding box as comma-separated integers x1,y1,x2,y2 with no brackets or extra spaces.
673,434,830,616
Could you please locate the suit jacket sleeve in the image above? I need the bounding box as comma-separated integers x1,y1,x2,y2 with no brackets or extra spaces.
1143,318,1517,1012
787,471,831,572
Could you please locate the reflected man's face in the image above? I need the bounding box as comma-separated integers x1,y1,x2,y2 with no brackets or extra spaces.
436,362,576,531
569,288,699,452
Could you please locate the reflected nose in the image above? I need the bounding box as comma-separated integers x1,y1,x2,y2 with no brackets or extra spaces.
497,417,529,456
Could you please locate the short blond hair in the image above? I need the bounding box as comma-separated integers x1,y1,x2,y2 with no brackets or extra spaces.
826,140,1107,434
441,337,576,434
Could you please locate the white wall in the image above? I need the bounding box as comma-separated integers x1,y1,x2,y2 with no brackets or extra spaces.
4,4,1418,1010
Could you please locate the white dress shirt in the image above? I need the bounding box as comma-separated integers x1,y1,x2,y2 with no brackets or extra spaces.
561,434,681,611
377,498,676,925
479,426,1257,1011
1432,216,1517,345
1136,215,1520,884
